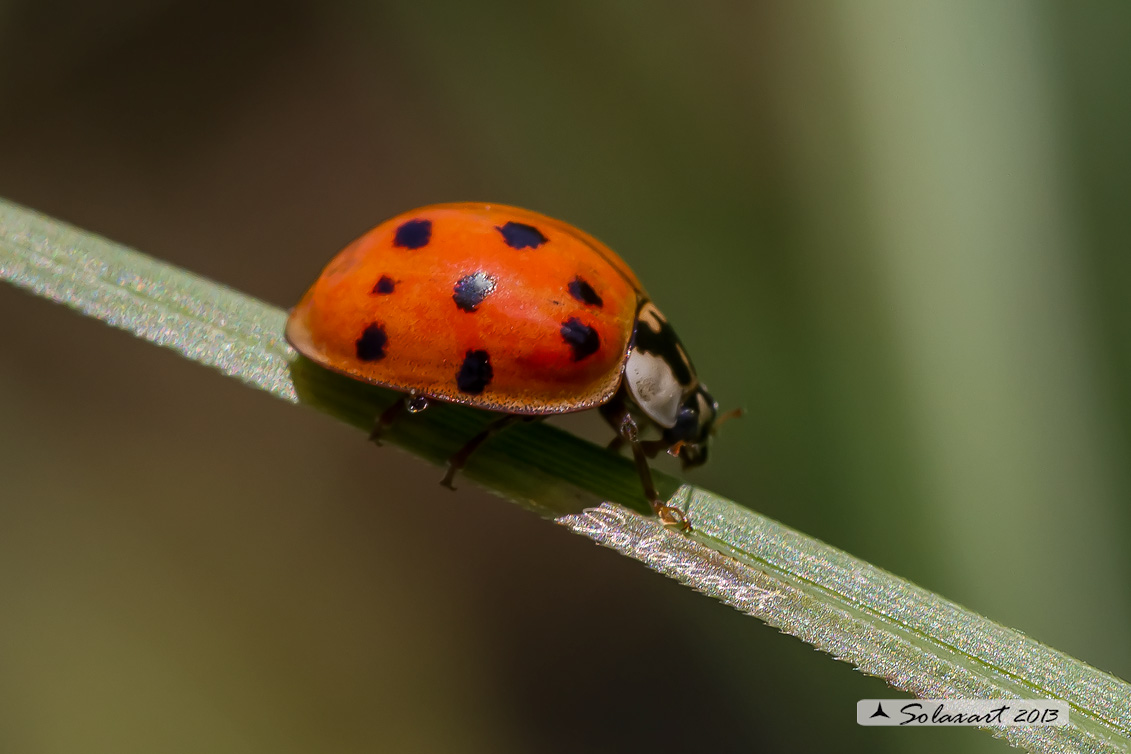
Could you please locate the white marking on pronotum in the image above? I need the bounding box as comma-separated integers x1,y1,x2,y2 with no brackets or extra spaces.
625,349,683,427
625,302,685,428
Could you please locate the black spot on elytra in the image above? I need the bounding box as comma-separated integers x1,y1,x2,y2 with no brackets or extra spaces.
632,311,693,385
496,221,547,250
356,323,388,361
372,275,395,294
452,272,498,312
456,350,493,394
393,218,432,249
561,318,600,361
568,276,603,308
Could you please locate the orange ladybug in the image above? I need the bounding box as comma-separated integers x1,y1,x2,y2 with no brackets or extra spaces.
286,203,724,528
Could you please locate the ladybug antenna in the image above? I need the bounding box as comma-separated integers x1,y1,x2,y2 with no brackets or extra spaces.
711,407,744,436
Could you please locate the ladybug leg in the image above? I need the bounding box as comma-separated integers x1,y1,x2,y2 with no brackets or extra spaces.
369,399,407,446
369,392,431,446
638,439,671,458
599,399,691,531
441,414,533,490
627,426,691,531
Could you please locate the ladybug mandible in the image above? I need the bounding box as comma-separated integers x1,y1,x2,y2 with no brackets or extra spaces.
286,203,724,528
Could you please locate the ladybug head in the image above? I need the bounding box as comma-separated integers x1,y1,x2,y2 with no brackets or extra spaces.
662,384,718,468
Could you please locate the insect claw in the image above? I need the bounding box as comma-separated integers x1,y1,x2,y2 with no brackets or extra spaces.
653,503,692,531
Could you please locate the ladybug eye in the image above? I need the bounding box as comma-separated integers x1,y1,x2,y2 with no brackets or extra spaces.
668,386,718,444
672,404,699,439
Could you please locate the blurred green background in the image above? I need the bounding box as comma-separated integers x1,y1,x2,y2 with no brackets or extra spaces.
1,1,1128,752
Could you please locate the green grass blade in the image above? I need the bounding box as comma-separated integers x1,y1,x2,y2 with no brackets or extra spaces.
2,198,1128,754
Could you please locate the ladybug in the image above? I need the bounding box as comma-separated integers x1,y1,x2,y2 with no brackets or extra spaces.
286,203,727,528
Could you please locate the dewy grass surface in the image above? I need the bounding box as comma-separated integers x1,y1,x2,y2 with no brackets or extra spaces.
2,197,1128,754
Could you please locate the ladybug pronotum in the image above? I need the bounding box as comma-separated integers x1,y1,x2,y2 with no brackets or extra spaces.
286,203,726,528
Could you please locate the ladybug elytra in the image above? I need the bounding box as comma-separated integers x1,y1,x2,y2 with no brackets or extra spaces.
286,203,727,528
